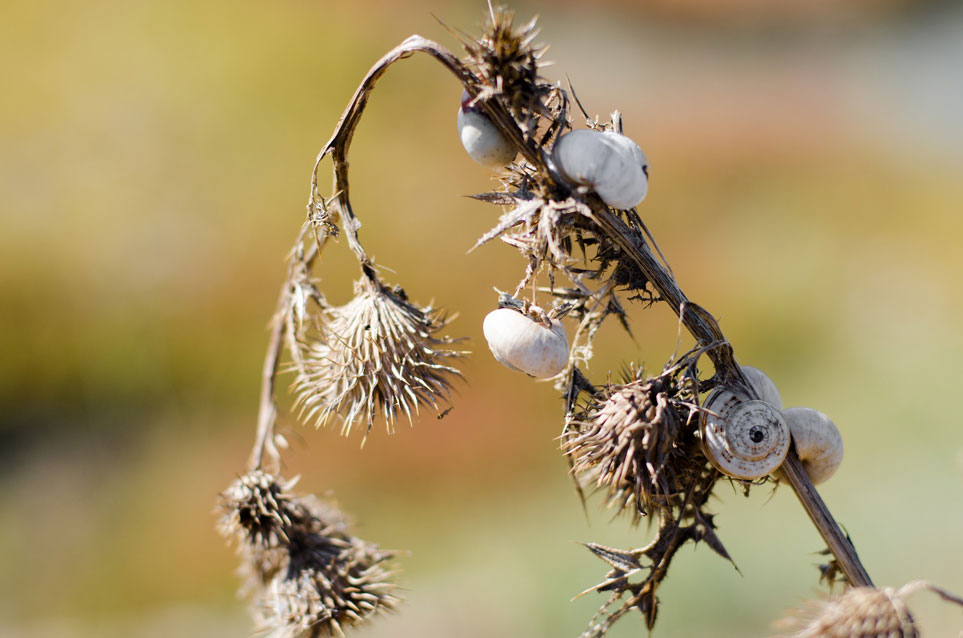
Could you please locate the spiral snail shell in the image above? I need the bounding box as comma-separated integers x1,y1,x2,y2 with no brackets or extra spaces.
482,308,568,378
552,129,649,210
457,91,516,170
783,407,844,485
740,365,782,409
702,391,791,480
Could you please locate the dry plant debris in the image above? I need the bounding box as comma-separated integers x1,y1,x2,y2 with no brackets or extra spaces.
217,4,963,637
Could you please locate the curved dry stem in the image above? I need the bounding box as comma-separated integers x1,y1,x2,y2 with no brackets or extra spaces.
248,234,323,473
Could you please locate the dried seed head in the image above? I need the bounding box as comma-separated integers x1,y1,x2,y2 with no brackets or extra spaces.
219,472,400,637
779,587,918,638
462,7,548,131
293,277,464,439
219,471,303,551
254,532,400,638
564,374,704,520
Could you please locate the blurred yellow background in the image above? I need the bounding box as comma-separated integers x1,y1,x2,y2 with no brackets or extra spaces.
2,0,962,636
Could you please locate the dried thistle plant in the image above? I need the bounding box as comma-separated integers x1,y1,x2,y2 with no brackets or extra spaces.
219,472,399,637
292,275,464,439
219,4,963,637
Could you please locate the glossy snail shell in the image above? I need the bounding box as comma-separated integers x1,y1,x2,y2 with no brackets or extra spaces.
457,92,516,170
740,365,783,409
482,308,568,378
783,407,843,484
702,392,791,480
552,129,649,210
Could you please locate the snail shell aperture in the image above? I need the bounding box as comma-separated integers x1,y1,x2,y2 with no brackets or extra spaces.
457,92,516,170
702,392,791,480
783,407,844,485
482,308,568,378
552,129,649,210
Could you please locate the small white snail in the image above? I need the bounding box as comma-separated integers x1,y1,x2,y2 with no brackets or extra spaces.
482,308,568,378
740,365,783,409
702,393,791,480
552,129,649,210
457,91,516,170
783,407,844,485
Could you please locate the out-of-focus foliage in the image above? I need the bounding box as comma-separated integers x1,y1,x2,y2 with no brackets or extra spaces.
1,1,961,636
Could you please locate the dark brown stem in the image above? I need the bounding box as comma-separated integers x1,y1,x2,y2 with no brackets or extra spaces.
779,452,873,586
586,205,873,587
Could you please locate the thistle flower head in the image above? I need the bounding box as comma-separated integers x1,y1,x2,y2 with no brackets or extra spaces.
255,531,400,638
293,276,464,440
462,6,549,133
219,470,303,550
219,472,400,637
564,371,703,520
780,586,918,638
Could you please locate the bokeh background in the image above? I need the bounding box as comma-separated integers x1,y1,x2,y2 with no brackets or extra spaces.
2,0,962,636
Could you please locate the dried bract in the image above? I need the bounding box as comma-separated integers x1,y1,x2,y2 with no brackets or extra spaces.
293,276,464,439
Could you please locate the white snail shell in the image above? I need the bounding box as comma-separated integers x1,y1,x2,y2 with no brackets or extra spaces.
457,92,516,170
783,407,844,485
482,308,568,378
552,129,649,210
740,365,783,409
702,392,791,480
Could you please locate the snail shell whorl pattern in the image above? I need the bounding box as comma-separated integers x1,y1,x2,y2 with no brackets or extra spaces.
702,393,791,480
482,308,568,378
552,129,649,210
784,407,844,485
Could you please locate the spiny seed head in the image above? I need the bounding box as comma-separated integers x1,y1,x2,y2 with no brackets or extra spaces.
218,471,303,550
254,530,400,638
293,277,465,440
564,375,703,520
220,472,400,637
463,7,549,128
780,587,918,638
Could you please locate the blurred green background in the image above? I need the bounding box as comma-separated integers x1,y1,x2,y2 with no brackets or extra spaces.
2,0,962,636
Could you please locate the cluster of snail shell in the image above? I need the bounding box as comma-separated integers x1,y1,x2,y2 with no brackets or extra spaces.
460,95,650,379
460,95,841,487
457,92,649,210
701,366,844,485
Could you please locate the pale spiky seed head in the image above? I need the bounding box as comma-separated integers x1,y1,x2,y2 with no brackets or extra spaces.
564,374,702,520
293,277,464,439
781,587,918,638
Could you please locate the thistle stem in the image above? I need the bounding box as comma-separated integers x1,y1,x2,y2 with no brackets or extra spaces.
248,236,322,474
589,206,873,587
